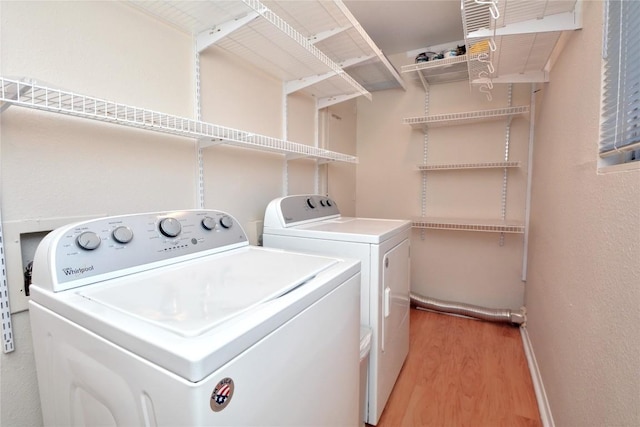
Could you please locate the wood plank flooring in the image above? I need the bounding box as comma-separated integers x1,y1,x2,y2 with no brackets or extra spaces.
372,308,541,427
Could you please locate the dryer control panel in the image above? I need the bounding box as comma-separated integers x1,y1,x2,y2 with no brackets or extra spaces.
31,210,248,292
264,195,340,228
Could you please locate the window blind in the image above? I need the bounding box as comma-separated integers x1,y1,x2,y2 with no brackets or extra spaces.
600,0,640,164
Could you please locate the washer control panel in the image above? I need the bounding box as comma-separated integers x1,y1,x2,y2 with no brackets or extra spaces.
274,195,340,226
32,210,247,291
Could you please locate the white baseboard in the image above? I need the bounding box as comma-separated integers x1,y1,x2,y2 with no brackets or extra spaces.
520,326,555,427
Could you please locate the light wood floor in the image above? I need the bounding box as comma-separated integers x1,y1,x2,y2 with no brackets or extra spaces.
372,308,541,427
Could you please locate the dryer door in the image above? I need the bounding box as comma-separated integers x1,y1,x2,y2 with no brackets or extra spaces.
381,239,410,353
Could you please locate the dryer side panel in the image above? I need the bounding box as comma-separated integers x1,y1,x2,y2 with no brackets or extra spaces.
368,234,411,425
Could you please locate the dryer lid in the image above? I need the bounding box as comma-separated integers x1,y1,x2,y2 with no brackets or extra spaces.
267,217,411,244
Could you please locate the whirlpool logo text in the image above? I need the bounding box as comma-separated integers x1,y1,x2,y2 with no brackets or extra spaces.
62,266,95,276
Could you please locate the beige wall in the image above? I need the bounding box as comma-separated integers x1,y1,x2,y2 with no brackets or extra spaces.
525,2,640,425
356,59,530,310
0,2,357,426
322,100,358,216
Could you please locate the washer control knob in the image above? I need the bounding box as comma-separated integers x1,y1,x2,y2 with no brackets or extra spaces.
112,226,134,244
326,199,333,207
320,199,326,207
306,197,316,209
76,231,101,250
159,217,181,237
201,216,217,231
219,215,233,229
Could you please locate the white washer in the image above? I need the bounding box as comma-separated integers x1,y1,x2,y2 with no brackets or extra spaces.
263,195,411,425
29,209,361,427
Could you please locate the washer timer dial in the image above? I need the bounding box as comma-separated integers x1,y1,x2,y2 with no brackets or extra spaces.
76,231,101,250
159,217,182,237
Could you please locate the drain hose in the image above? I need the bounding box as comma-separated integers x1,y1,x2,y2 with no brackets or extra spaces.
410,292,526,325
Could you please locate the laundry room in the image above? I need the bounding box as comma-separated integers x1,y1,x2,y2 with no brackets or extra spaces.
0,1,638,427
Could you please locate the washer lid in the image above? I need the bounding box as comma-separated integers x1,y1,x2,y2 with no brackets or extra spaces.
31,246,359,382
77,247,338,338
266,217,411,244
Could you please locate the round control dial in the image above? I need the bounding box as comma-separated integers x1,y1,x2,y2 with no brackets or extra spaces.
306,198,316,209
159,217,182,237
219,215,233,229
202,216,217,231
112,226,134,244
76,231,101,250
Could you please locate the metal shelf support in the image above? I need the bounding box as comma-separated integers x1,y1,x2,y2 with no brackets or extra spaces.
195,10,261,52
0,208,14,353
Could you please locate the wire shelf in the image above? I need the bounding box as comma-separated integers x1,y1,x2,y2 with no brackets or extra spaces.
461,0,581,90
403,105,529,130
401,55,473,88
127,0,375,101
0,77,358,164
418,161,521,171
412,217,525,234
264,0,405,92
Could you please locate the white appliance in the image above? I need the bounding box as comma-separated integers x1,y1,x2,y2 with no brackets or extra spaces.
263,195,411,425
29,209,361,427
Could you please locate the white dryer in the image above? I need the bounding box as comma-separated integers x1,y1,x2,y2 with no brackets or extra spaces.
263,195,411,425
29,209,361,427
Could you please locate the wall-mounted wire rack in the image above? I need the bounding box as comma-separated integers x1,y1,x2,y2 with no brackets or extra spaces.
0,77,357,164
402,1,581,94
412,217,525,234
264,0,405,92
417,161,520,171
401,55,472,88
127,0,405,105
406,84,527,238
461,0,581,98
403,105,529,130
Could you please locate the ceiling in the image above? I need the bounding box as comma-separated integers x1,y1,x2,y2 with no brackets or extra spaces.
342,0,465,55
